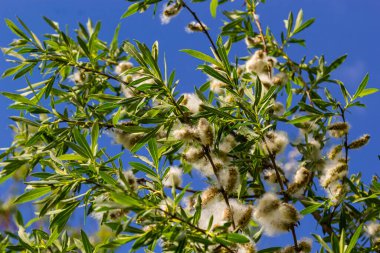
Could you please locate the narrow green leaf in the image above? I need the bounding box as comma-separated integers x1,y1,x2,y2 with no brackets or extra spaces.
1,92,35,105
313,234,333,253
180,49,220,66
217,233,250,243
121,3,140,18
5,19,29,40
287,114,319,124
91,122,99,156
14,187,51,204
345,224,363,253
300,203,323,215
129,162,156,177
99,171,118,186
328,55,347,73
148,138,159,169
57,154,86,161
292,18,315,35
81,230,94,253
72,128,94,160
357,88,378,98
210,0,218,18
294,9,304,32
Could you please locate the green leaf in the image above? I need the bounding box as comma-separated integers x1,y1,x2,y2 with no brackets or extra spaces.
285,12,294,37
50,202,79,232
130,127,160,153
129,162,156,177
0,160,28,184
72,128,94,160
99,171,118,186
147,138,159,169
294,9,304,33
57,154,86,161
110,192,144,210
180,49,220,66
113,107,122,126
356,88,378,98
2,63,28,78
91,122,99,156
313,234,333,253
345,224,363,253
287,114,319,124
352,74,369,100
217,233,250,243
1,92,35,105
198,65,230,85
14,187,51,204
328,55,347,73
121,2,140,18
292,18,315,35
210,0,218,18
81,230,94,253
65,142,91,159
5,19,29,40
300,202,323,215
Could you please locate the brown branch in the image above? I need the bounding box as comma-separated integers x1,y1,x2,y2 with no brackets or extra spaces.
246,1,267,53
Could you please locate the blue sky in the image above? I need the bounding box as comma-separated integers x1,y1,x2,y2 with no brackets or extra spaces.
0,0,379,251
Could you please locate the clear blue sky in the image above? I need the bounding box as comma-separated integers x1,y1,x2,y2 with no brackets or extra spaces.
0,0,379,251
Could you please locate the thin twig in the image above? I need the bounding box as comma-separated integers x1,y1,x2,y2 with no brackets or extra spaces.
263,140,300,252
246,1,267,53
181,0,220,60
202,145,236,229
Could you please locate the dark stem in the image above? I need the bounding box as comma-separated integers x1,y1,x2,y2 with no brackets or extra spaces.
263,140,300,252
181,1,220,59
338,104,349,163
202,145,236,229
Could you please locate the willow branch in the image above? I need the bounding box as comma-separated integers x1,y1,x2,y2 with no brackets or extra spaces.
246,1,267,53
263,140,300,252
181,1,220,60
202,145,236,229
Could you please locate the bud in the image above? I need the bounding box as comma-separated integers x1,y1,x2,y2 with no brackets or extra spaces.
298,238,312,253
119,170,138,191
272,102,285,116
218,167,240,193
328,145,343,160
163,166,183,188
112,130,144,150
219,134,237,154
185,21,208,33
197,118,214,146
245,36,262,48
348,134,370,149
237,241,257,253
263,130,289,154
172,125,197,142
210,78,227,95
115,61,133,75
272,72,288,86
320,161,348,188
327,122,349,138
160,2,182,24
287,167,311,197
183,146,204,163
201,187,220,206
181,93,203,114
